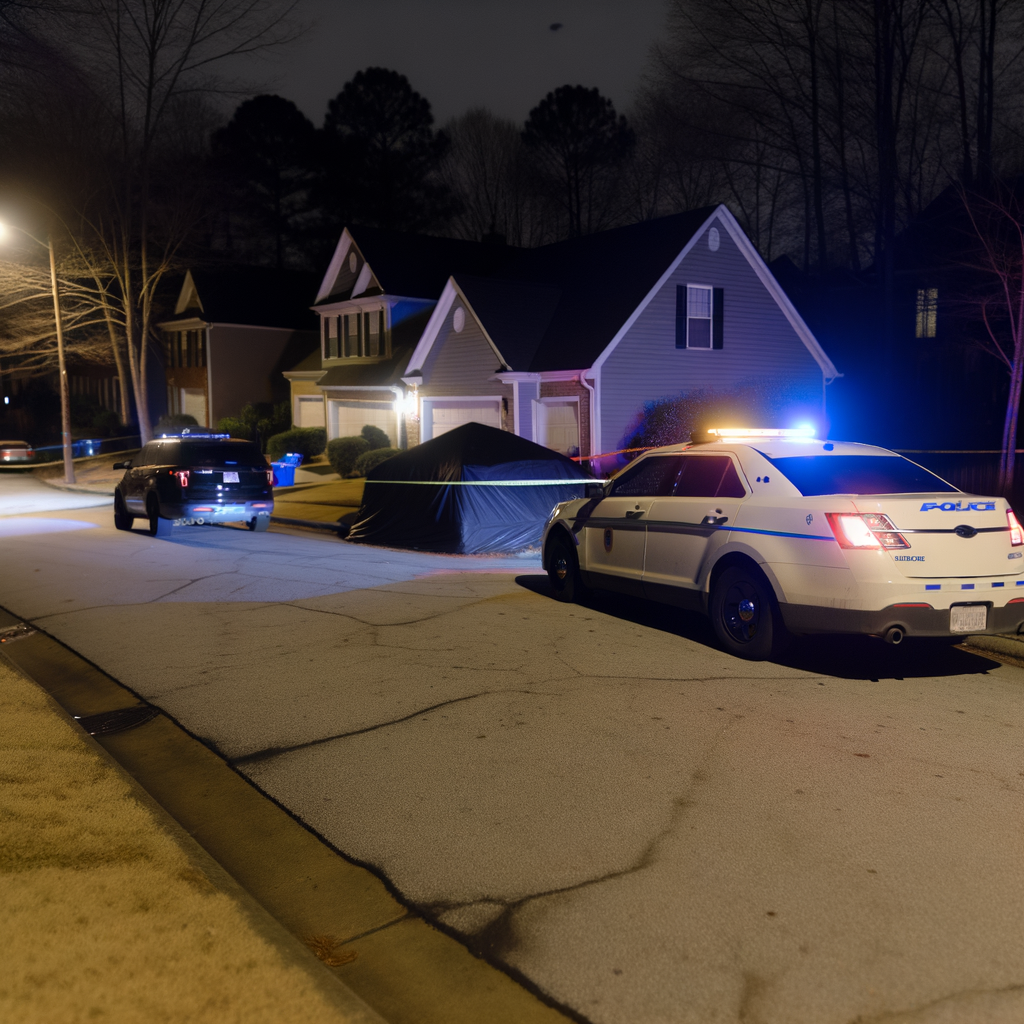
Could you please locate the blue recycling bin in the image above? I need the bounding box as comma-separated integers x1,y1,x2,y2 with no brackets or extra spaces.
270,452,303,487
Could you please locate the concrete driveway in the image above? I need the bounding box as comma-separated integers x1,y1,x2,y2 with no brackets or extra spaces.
3,478,1024,1024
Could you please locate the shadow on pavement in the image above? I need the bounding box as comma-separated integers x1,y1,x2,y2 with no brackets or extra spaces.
515,575,1002,680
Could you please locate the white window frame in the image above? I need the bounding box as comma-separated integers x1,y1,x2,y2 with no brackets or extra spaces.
686,284,714,350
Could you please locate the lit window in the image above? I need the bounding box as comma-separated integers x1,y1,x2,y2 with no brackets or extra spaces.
916,287,938,338
687,285,712,348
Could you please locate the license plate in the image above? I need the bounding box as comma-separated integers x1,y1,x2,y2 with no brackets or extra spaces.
950,604,987,632
223,471,239,483
214,505,245,515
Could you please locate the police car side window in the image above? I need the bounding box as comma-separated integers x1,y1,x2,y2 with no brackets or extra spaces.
609,456,684,497
137,444,156,467
674,456,746,498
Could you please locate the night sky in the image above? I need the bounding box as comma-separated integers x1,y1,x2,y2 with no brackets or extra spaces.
241,0,669,125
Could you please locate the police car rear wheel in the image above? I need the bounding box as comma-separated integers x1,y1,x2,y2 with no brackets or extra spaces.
247,515,269,532
548,534,583,603
711,566,778,661
113,492,133,531
146,496,172,538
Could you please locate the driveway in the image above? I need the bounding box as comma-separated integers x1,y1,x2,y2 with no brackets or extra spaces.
2,481,1023,1024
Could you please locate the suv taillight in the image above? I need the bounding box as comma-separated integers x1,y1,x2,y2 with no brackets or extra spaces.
175,470,189,487
266,469,274,486
826,512,909,550
1009,510,1023,546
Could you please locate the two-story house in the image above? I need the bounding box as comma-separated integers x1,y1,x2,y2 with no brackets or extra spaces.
286,206,840,468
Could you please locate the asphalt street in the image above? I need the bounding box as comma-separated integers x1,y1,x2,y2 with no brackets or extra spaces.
3,475,1024,1024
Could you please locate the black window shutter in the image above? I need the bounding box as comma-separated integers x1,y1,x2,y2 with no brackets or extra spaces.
675,285,687,348
713,288,724,349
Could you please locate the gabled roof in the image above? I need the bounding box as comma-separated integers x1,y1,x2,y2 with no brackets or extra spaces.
167,266,319,331
316,226,512,304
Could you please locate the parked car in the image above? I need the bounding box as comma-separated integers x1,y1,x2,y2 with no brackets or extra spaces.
0,440,34,462
543,427,1024,659
113,432,273,537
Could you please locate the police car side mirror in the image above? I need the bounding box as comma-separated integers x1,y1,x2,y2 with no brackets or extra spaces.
113,460,130,470
586,483,604,498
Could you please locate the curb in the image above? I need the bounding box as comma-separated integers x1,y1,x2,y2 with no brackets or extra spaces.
33,477,114,497
959,633,1024,662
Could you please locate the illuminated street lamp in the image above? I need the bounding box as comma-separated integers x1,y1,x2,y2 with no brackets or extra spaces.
0,219,75,484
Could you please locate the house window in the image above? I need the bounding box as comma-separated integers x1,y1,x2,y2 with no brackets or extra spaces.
325,316,339,358
676,285,724,349
916,287,938,338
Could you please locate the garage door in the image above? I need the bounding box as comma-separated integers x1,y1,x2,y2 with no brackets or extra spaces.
328,399,396,444
295,396,325,428
427,399,501,440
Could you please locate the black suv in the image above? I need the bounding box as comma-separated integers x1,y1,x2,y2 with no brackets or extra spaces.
113,433,273,537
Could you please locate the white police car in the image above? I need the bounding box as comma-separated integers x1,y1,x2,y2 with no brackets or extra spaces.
542,428,1024,659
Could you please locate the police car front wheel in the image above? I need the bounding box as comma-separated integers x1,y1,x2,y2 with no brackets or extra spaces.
710,565,782,661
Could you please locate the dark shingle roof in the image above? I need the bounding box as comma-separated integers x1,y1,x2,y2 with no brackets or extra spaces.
176,267,320,330
353,209,718,372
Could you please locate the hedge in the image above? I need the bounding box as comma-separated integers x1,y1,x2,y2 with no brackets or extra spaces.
353,447,401,476
361,424,391,450
267,427,327,461
327,436,370,476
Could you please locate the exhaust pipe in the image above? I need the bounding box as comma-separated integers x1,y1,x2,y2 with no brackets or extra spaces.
884,626,904,645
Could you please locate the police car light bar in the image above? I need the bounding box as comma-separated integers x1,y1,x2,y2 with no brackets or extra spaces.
707,426,816,438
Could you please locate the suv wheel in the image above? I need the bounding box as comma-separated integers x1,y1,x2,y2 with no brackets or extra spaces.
710,565,785,661
247,515,269,532
147,495,172,538
113,492,133,531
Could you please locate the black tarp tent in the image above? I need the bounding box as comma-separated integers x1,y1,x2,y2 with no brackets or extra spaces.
346,422,595,554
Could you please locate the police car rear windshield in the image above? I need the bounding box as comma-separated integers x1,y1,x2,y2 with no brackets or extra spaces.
177,441,264,466
766,455,957,496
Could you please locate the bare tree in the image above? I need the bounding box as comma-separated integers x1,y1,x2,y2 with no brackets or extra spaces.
956,182,1024,491
58,0,300,443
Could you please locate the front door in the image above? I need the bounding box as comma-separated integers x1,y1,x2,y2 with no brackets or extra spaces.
580,455,686,594
643,454,748,597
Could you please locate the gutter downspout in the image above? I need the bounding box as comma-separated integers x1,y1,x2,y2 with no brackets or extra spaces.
580,370,597,464
204,324,213,427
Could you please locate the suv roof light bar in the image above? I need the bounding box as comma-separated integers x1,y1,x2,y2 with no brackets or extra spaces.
706,427,816,438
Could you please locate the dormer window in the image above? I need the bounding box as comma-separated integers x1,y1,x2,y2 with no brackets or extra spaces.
322,308,387,360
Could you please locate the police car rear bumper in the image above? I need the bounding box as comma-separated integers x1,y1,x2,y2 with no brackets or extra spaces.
779,601,1024,638
163,501,273,524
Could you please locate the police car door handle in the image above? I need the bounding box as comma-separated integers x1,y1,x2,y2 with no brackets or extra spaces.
701,515,728,525
625,509,645,519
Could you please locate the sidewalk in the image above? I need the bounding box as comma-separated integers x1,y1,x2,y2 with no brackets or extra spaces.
0,654,385,1024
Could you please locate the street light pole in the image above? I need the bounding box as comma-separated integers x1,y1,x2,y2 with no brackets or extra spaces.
47,231,75,485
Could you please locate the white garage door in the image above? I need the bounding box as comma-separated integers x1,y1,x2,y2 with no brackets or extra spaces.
295,396,325,428
181,388,207,427
428,399,501,440
328,399,396,444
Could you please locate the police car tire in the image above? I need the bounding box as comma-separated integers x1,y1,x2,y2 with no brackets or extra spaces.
548,533,584,603
113,493,133,531
710,565,780,661
147,496,172,538
247,515,269,532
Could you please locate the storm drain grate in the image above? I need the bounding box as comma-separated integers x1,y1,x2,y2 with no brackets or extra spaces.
0,623,37,643
75,705,160,736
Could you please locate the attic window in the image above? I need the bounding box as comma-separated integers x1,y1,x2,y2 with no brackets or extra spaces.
916,288,937,338
676,285,724,349
453,307,465,333
349,252,358,273
708,227,720,251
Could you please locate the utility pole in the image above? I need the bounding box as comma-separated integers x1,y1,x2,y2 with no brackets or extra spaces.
47,231,75,485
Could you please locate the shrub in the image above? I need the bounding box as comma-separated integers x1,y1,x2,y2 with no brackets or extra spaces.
92,409,124,437
217,401,290,451
327,435,369,476
267,427,327,461
360,424,391,450
353,447,401,476
154,413,198,435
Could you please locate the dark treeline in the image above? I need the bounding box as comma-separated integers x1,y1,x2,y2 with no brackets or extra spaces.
3,0,1024,447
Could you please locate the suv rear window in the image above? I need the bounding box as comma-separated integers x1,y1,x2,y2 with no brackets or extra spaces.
767,455,957,496
180,442,264,466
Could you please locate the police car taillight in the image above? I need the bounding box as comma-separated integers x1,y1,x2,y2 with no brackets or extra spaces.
826,513,909,550
1008,510,1023,546
175,470,189,487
